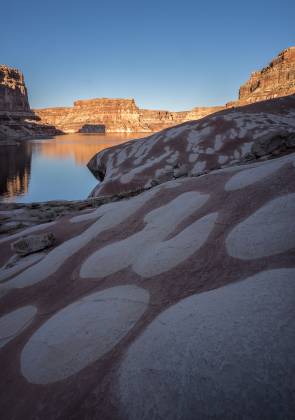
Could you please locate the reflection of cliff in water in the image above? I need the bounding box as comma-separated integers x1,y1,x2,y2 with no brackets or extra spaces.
0,143,32,199
38,133,144,165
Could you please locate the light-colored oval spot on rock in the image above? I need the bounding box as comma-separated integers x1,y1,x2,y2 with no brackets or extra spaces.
0,306,37,349
117,268,295,420
80,191,210,279
5,189,158,292
226,193,295,259
225,158,287,191
0,253,45,283
21,285,149,384
133,212,218,278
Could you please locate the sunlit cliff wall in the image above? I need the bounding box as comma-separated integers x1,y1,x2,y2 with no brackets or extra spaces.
34,46,295,133
35,99,224,133
227,47,295,107
0,65,33,116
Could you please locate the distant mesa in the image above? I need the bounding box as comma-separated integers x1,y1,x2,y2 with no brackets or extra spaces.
1,46,295,140
34,98,223,134
34,46,295,134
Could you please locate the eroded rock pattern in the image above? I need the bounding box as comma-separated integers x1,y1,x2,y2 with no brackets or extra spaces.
0,95,295,419
88,95,295,198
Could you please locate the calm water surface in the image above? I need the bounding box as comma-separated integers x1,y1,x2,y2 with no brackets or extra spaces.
0,133,147,203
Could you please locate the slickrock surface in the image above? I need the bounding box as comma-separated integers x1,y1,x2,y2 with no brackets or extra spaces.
0,65,62,142
88,95,295,198
233,46,295,105
0,94,295,419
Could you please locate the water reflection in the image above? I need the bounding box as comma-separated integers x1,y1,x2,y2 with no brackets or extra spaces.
0,142,32,199
0,133,147,203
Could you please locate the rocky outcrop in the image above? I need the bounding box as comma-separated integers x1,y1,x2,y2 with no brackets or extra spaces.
11,232,55,256
0,65,62,142
35,99,224,133
3,46,295,137
139,106,224,132
0,65,32,116
36,98,145,133
88,95,295,198
0,93,295,419
236,47,295,105
0,117,63,143
251,131,295,157
34,47,295,134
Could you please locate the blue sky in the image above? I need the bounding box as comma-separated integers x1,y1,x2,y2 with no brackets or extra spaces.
1,0,294,110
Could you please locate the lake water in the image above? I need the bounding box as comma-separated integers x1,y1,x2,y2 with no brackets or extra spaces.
0,133,147,203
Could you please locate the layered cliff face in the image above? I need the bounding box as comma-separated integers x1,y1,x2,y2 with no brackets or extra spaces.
35,99,224,133
237,47,295,104
0,65,62,142
3,46,295,136
0,65,32,116
36,99,147,133
34,47,295,134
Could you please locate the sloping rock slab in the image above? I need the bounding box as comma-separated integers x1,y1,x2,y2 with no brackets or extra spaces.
88,95,295,198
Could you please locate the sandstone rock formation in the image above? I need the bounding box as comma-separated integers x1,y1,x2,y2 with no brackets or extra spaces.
232,46,295,106
35,98,223,133
0,94,295,419
0,65,32,116
34,47,295,134
0,65,62,142
36,98,145,133
2,46,295,138
88,95,295,198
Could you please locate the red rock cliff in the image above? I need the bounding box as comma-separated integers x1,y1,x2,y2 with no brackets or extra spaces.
35,46,295,133
237,47,295,104
35,99,223,134
0,65,32,116
0,65,62,141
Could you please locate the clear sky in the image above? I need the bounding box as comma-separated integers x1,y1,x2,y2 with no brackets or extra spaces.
1,0,294,110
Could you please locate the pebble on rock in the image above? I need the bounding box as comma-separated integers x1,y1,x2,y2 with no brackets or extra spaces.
11,233,55,256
